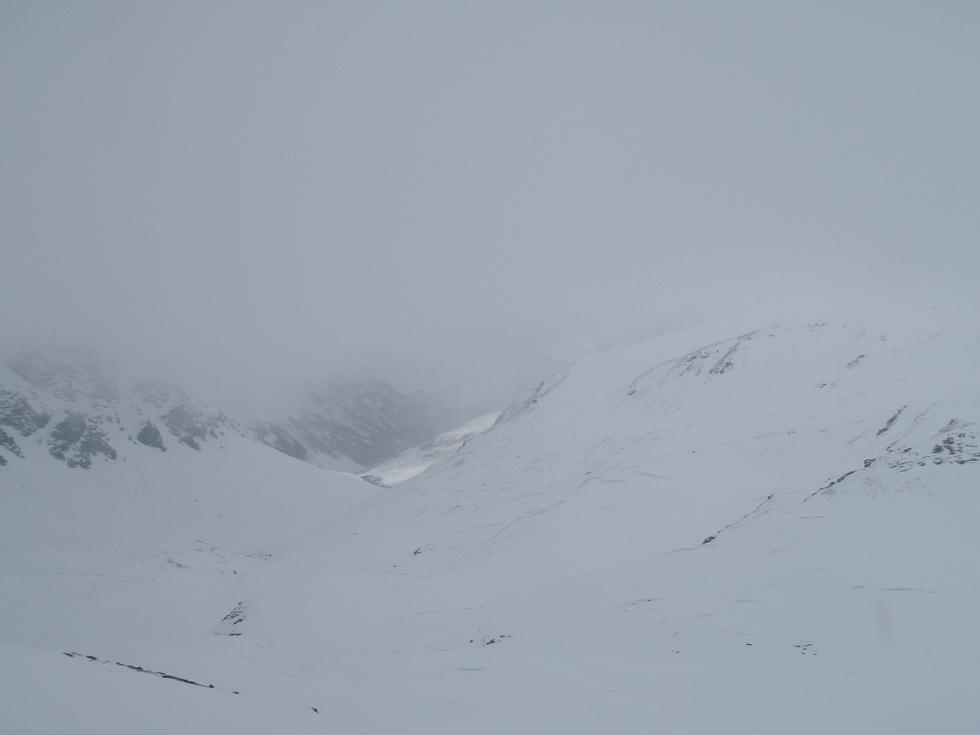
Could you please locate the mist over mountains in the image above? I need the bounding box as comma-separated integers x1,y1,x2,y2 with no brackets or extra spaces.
3,1,980,732
0,344,455,474
4,2,980,406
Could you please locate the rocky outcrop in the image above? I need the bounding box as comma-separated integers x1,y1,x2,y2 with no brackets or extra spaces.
0,356,236,469
47,412,117,469
136,422,166,451
0,389,50,437
253,422,308,461
0,427,22,460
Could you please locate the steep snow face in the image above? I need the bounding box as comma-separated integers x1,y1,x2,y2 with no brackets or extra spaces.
2,315,979,733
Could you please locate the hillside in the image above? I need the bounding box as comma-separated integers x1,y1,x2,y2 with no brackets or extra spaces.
2,314,978,733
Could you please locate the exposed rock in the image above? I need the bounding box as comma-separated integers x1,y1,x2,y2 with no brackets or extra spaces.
49,413,86,449
0,390,50,436
48,412,117,469
213,601,248,636
876,406,906,436
162,403,231,450
179,435,201,451
136,422,166,451
164,405,207,439
253,421,308,461
884,423,980,471
0,427,23,459
257,379,446,470
708,333,756,375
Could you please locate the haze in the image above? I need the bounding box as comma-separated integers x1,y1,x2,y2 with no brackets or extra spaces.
3,1,978,412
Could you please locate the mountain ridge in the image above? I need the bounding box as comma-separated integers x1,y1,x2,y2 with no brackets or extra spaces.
0,347,447,473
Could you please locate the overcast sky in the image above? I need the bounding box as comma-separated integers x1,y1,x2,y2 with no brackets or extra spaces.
2,1,978,410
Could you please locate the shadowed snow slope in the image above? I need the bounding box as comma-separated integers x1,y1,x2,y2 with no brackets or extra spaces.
361,410,499,486
2,314,979,733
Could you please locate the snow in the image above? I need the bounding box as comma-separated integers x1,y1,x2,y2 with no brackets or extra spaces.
2,315,979,733
362,410,499,485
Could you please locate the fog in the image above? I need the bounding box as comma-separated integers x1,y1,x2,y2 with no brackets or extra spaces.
3,2,978,413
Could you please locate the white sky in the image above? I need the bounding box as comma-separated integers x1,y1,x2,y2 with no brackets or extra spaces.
2,1,978,409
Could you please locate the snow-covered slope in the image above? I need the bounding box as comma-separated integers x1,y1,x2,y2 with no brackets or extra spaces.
2,315,978,733
361,410,499,486
0,427,377,733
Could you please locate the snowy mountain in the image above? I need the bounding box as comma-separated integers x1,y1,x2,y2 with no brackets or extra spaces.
253,378,446,472
0,347,443,473
0,347,238,469
2,314,978,733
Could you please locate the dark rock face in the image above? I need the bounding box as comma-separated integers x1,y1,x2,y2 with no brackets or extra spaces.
136,422,166,451
163,404,227,450
49,412,86,446
253,422,308,461
135,381,233,451
0,427,22,459
48,412,118,469
0,390,51,437
164,405,206,438
179,435,201,451
258,380,443,469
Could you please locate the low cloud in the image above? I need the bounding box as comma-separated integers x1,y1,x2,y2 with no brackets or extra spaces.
3,2,978,412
